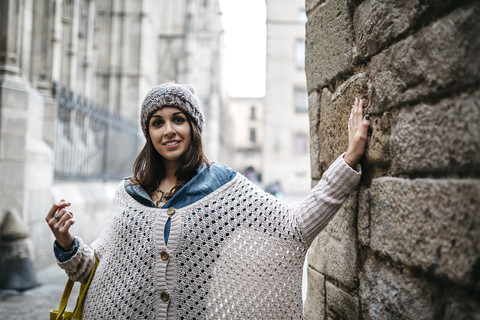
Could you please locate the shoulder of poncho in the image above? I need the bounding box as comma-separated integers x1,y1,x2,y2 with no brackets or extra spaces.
112,174,284,211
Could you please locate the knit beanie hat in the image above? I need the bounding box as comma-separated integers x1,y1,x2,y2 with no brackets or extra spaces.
140,82,204,136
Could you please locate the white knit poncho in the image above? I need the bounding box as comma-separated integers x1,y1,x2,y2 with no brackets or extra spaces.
58,155,360,319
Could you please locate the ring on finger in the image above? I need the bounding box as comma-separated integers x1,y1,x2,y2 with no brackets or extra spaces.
54,213,61,221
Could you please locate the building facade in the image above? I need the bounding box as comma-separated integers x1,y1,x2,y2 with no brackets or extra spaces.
225,97,264,185
263,0,310,199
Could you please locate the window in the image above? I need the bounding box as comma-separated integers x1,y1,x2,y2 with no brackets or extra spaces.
294,133,308,154
295,39,305,69
250,106,256,120
249,128,257,143
294,88,308,113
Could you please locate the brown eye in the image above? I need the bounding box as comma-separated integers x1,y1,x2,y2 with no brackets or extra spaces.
151,119,164,127
173,116,186,123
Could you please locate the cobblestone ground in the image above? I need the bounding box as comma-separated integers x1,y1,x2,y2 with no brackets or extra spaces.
0,264,79,320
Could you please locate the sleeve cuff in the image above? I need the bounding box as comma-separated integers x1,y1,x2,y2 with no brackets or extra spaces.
322,153,362,195
340,152,362,174
54,237,79,262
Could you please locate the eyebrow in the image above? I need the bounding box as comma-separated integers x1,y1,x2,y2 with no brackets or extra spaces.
151,112,185,119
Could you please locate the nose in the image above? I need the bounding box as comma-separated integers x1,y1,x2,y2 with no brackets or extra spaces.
164,121,175,136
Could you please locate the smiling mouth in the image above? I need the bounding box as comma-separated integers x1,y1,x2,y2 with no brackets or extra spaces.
164,141,180,147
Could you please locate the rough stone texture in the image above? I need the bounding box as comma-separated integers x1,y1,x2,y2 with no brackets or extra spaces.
308,90,322,180
305,0,353,93
317,73,368,175
0,76,53,246
359,254,441,320
305,0,325,17
306,0,480,318
325,281,359,320
363,109,396,168
353,0,458,61
1,211,30,239
362,177,480,288
308,194,358,289
369,2,480,112
444,294,480,320
304,267,325,320
357,186,370,247
390,90,480,175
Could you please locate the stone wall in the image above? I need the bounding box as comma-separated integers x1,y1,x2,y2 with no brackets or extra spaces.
304,0,480,319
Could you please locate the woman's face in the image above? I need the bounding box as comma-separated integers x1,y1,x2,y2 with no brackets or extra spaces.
149,107,192,165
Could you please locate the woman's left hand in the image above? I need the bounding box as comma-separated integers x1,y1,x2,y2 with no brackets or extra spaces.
344,98,370,168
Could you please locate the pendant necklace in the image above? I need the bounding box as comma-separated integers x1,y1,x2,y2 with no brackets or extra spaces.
155,187,175,208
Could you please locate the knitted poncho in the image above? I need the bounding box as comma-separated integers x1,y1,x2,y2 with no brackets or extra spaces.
58,155,360,319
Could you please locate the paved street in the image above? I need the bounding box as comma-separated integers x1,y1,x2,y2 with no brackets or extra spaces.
0,264,79,320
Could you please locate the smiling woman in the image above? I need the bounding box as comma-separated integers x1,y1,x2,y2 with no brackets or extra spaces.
46,82,370,319
149,109,191,163
132,83,209,205
148,107,193,205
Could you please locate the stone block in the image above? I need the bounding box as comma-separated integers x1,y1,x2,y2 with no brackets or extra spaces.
363,177,480,288
1,211,30,239
308,194,358,289
305,0,353,92
0,134,26,161
0,78,30,110
41,97,56,146
390,90,480,174
444,294,480,320
353,0,458,61
326,281,359,319
363,109,396,167
0,162,26,190
309,90,321,180
357,186,370,246
369,2,480,112
304,267,325,320
305,0,325,17
359,254,441,320
0,108,28,135
316,73,368,175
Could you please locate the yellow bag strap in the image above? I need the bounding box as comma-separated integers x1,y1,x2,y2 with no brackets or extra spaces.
55,255,99,320
54,277,75,319
72,256,99,318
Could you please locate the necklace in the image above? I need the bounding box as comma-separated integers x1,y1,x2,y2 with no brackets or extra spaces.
155,187,175,208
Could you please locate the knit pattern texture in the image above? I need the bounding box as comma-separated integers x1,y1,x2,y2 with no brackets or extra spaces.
140,82,204,136
57,155,360,319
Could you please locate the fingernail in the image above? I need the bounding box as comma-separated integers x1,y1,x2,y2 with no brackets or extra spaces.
67,202,71,206
365,115,370,120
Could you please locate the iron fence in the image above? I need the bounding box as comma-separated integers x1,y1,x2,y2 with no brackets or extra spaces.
52,83,141,182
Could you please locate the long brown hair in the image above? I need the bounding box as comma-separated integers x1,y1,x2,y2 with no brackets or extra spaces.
130,112,210,197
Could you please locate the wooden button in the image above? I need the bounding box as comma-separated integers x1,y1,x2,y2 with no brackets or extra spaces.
161,250,169,261
160,291,170,301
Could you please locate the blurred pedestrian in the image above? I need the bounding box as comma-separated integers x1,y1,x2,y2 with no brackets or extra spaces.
46,83,369,319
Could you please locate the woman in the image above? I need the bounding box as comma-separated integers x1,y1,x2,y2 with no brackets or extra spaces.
46,82,369,319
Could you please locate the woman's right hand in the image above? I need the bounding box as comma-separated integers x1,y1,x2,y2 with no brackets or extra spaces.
46,200,75,250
